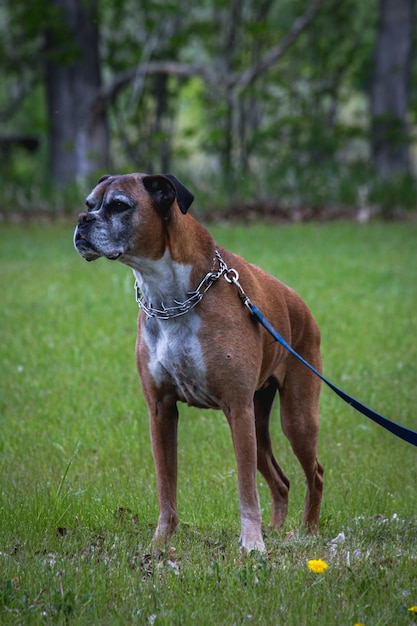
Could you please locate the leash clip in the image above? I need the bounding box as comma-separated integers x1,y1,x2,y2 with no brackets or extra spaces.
223,267,252,310
224,268,239,284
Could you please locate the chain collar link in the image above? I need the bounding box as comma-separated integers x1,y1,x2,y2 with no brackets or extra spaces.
135,250,228,319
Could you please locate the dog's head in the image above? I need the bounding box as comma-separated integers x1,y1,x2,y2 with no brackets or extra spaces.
74,173,194,262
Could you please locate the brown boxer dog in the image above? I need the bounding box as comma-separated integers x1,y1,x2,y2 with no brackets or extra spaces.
74,173,323,552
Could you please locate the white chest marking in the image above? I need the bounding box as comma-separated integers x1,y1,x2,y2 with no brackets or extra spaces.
145,313,209,405
129,251,212,407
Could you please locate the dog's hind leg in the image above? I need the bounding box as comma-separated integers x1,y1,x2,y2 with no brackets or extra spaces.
254,379,290,528
279,356,324,529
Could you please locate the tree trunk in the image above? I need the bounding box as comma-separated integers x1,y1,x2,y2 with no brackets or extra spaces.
370,0,415,176
44,0,109,186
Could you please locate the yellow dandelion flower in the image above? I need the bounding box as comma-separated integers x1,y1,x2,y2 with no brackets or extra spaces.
408,606,417,613
307,559,328,574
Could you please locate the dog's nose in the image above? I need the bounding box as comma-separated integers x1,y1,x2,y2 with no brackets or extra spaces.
77,211,96,225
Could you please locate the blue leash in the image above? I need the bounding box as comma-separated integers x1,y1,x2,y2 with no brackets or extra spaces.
223,266,417,447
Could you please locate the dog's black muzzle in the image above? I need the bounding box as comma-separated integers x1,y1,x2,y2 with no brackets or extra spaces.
74,212,101,261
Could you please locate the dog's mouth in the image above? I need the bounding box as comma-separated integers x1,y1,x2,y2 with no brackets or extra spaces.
74,229,122,262
74,230,98,261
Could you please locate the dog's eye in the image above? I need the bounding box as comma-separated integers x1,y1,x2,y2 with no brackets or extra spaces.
85,199,96,211
109,200,129,212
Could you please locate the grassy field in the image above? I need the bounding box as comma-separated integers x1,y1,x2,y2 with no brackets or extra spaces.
0,219,416,625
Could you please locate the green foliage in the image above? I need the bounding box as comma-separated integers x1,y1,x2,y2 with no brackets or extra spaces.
1,221,417,624
369,173,417,215
2,0,415,215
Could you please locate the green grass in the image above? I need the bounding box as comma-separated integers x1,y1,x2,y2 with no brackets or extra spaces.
0,220,416,625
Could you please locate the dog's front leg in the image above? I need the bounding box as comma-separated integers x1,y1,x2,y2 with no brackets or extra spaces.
148,398,179,548
228,406,265,553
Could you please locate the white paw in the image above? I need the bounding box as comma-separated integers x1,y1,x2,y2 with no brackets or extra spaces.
239,533,266,553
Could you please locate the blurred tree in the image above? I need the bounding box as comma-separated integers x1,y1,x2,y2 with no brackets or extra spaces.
370,0,416,176
181,0,324,190
90,0,194,174
258,0,378,200
44,0,109,185
0,0,415,210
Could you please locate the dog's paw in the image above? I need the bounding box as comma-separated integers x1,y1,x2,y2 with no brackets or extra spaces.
239,533,266,553
153,513,178,548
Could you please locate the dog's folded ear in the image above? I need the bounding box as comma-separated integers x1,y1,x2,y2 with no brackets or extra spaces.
97,174,112,184
164,174,194,214
143,174,194,215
